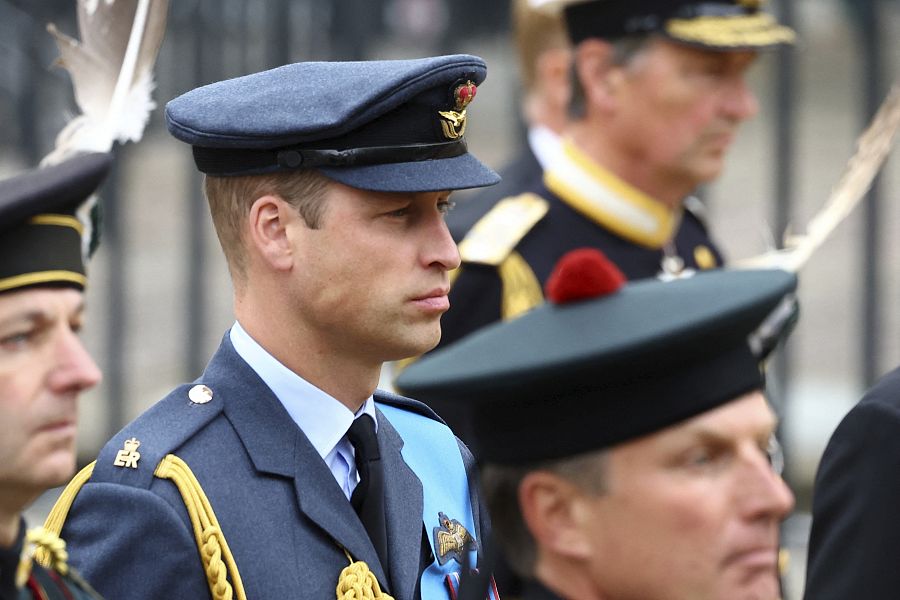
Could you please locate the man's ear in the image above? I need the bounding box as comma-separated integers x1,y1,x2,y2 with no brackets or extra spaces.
574,39,623,113
247,194,296,272
519,471,593,561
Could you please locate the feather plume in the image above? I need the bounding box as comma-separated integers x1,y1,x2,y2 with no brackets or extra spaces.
737,84,900,272
41,0,170,165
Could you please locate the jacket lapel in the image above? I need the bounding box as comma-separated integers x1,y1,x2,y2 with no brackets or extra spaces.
207,336,388,587
377,405,425,600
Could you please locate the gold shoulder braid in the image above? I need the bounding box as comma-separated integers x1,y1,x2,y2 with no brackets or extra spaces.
336,548,394,600
497,251,544,320
42,456,248,600
458,194,549,320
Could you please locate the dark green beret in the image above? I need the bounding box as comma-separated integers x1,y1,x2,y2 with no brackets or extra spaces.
397,255,797,465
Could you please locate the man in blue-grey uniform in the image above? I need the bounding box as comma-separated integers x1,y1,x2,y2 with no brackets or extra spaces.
52,55,500,600
438,0,797,351
0,153,111,600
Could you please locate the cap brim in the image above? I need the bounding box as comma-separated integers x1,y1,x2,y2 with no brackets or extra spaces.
318,152,500,193
665,13,796,50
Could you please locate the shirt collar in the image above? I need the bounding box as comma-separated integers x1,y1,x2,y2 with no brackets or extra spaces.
229,321,377,461
543,140,682,249
527,125,564,171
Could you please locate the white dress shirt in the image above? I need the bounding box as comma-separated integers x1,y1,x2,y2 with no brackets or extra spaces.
229,321,377,499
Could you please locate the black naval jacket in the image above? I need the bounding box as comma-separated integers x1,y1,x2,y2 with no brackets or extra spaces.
440,144,723,351
0,520,101,600
805,365,900,599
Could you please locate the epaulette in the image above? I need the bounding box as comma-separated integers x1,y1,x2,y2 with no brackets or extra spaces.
89,382,224,487
375,389,446,425
457,193,549,265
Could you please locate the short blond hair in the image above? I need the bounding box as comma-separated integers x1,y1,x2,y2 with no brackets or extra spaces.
203,169,330,281
512,0,569,91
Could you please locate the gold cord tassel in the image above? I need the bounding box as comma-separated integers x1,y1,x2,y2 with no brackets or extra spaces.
336,549,395,600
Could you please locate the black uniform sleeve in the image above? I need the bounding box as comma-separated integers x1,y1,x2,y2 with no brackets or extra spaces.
805,388,900,599
438,264,503,350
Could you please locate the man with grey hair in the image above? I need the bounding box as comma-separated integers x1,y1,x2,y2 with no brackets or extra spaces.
400,249,798,600
439,0,796,352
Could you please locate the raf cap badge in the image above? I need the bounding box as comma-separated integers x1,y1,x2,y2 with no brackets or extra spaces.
438,81,477,140
432,512,474,566
113,437,141,469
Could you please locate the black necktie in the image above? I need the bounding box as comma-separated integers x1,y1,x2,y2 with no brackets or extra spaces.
347,414,390,581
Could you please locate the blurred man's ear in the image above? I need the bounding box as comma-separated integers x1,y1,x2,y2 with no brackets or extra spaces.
575,39,623,114
518,471,593,561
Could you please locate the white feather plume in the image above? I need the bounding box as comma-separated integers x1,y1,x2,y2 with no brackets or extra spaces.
41,0,170,165
737,84,900,272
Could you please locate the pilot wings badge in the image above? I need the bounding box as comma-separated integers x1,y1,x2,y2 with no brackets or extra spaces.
432,511,475,566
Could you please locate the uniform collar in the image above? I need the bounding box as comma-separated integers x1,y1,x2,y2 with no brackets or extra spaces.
544,140,682,249
229,321,377,462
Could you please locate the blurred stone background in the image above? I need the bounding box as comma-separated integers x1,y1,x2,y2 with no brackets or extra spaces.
3,1,899,597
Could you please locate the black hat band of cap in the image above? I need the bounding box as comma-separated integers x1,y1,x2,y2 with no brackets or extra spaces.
193,139,467,177
0,214,86,292
472,341,762,465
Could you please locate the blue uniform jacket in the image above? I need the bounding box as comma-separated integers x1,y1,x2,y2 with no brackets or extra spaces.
61,335,486,600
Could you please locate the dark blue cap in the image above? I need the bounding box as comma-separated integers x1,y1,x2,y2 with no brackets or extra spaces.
165,54,500,193
0,153,112,293
398,255,797,465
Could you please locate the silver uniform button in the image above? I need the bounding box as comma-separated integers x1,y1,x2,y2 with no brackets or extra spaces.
188,384,213,404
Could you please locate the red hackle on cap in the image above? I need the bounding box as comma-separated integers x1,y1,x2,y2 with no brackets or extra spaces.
545,248,626,304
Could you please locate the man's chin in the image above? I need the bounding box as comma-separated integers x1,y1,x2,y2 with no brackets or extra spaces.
720,571,781,600
385,332,442,362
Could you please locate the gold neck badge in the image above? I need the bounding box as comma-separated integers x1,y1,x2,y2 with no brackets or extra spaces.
439,81,477,140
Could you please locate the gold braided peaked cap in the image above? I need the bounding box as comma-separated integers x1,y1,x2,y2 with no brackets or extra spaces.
536,0,795,50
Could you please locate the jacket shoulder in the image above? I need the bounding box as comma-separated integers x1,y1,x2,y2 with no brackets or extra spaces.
90,383,225,489
457,193,549,266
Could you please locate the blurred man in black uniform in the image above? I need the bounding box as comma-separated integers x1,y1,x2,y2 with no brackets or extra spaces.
0,153,110,600
439,0,796,351
399,250,799,600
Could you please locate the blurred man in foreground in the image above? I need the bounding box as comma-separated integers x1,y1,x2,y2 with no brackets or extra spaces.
400,250,798,599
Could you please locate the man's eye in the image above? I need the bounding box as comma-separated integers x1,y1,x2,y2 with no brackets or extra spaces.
682,446,718,468
0,331,33,351
765,434,785,476
438,200,456,216
682,445,729,472
387,206,410,218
